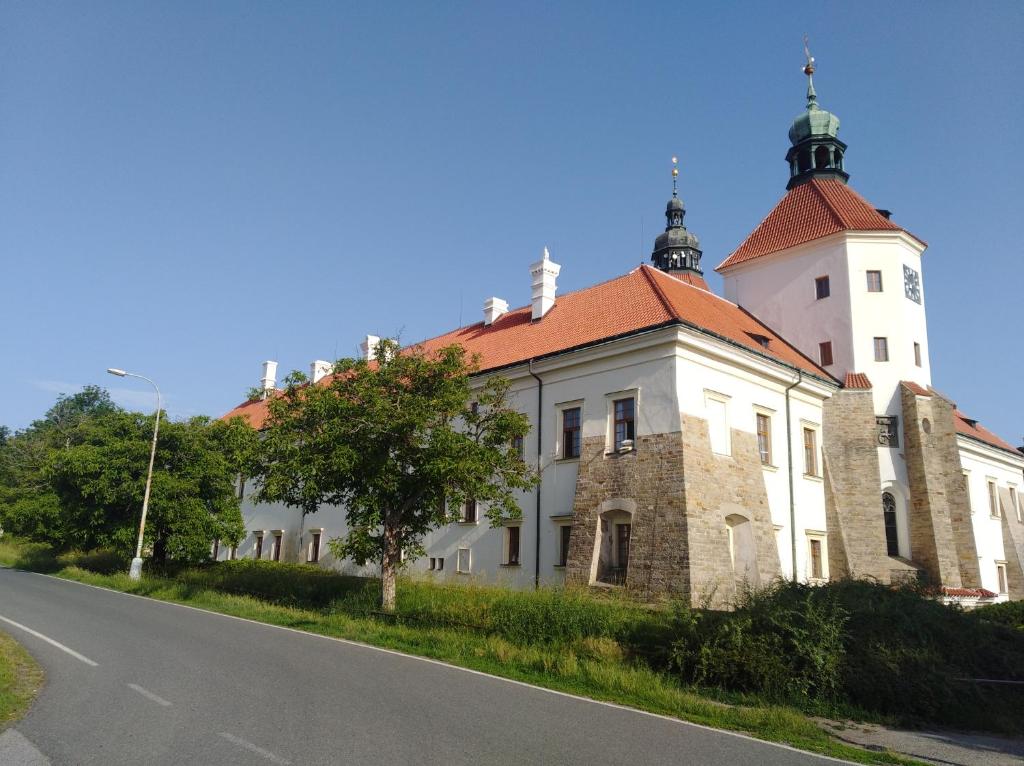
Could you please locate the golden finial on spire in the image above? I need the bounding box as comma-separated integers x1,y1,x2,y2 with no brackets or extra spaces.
803,34,815,76
671,155,679,196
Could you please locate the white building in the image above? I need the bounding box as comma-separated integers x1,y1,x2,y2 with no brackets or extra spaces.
222,60,1023,606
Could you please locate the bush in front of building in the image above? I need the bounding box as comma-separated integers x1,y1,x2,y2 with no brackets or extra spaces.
669,579,1024,733
973,599,1024,632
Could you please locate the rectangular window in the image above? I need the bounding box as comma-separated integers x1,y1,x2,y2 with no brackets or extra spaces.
428,557,436,570
818,341,833,367
437,557,444,571
756,413,772,465
211,539,220,561
876,416,899,448
309,532,321,563
460,498,478,524
505,526,521,566
866,270,883,292
809,537,824,579
512,434,525,460
272,533,282,562
815,275,830,300
557,525,571,567
989,480,1000,518
914,342,922,367
706,395,730,455
562,406,581,459
456,548,471,574
615,524,631,570
873,336,889,362
803,427,819,476
613,397,635,451
997,563,1008,594
254,534,263,560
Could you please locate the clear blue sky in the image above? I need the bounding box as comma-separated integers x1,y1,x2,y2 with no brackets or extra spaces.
2,2,1022,446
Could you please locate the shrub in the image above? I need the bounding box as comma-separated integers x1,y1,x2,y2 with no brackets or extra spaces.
973,600,1024,631
58,548,128,575
669,579,1024,733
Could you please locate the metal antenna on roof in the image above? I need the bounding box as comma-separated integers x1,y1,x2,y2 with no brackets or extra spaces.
671,155,679,198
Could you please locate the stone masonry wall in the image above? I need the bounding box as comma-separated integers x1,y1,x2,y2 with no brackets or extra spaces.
564,419,782,607
563,432,690,600
998,488,1024,601
821,389,893,582
900,385,974,588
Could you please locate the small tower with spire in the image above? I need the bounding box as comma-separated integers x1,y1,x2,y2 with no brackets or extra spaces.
651,156,705,285
786,38,849,189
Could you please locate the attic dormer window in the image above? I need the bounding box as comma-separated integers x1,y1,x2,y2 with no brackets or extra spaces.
747,334,771,349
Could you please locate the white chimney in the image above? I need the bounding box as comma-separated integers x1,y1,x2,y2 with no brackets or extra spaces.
530,247,561,321
260,360,278,397
483,297,509,326
310,360,332,383
360,335,381,361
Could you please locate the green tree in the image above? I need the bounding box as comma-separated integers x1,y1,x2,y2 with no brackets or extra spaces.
252,340,535,611
46,412,257,561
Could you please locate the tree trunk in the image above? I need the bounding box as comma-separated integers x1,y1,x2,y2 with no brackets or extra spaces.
380,516,401,612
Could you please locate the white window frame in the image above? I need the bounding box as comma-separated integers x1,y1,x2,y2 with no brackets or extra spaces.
456,547,471,574
996,562,1008,594
459,497,479,525
555,399,584,461
805,530,829,582
502,522,522,567
552,519,572,568
306,528,324,563
270,530,284,562
987,478,1000,519
704,390,731,457
604,388,639,453
753,406,775,468
252,530,266,560
801,421,822,479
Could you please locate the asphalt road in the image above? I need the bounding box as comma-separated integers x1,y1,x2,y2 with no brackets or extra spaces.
0,567,850,765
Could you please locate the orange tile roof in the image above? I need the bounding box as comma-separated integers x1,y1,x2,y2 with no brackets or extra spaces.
953,410,1020,455
901,380,931,397
843,372,872,390
223,265,833,428
716,178,924,272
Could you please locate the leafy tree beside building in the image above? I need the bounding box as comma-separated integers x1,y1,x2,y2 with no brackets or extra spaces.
252,339,535,611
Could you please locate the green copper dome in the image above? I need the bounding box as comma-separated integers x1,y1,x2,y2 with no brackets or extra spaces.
788,83,840,144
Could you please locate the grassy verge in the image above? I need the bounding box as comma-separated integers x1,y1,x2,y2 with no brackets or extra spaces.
0,629,44,731
0,539,925,765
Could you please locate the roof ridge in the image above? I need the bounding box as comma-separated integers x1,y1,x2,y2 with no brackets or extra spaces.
807,178,848,229
638,265,679,321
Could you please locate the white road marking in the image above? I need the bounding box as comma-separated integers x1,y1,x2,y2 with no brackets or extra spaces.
0,614,98,667
13,569,857,765
127,682,172,707
219,732,291,764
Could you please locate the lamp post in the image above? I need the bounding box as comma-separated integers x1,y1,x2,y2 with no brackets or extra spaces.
107,368,161,580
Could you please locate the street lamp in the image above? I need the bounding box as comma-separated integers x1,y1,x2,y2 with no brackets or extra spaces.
107,367,161,581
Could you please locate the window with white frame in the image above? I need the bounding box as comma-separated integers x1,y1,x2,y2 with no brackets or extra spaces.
456,548,471,574
612,397,636,451
460,498,478,524
754,410,772,466
253,532,264,560
307,530,323,563
988,479,1000,518
802,425,820,477
559,403,583,459
271,532,283,562
996,562,1008,594
806,532,828,581
503,524,521,566
705,392,730,456
428,557,436,570
555,523,571,567
436,557,444,571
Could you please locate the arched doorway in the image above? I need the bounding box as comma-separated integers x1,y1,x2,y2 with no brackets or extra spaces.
593,508,632,586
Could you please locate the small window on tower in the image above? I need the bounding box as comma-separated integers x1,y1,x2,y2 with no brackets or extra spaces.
873,337,889,362
814,145,831,169
815,276,830,300
818,341,833,367
866,271,883,292
914,342,922,367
